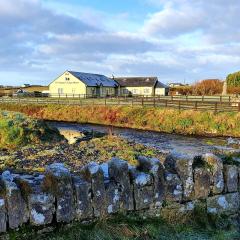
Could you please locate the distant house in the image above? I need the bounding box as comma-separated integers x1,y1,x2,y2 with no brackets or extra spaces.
169,83,189,88
49,71,117,97
114,77,169,96
21,84,31,88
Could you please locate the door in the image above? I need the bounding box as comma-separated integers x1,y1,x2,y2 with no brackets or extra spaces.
96,87,100,97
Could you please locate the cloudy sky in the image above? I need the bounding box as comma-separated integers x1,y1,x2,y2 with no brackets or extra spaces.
0,0,240,86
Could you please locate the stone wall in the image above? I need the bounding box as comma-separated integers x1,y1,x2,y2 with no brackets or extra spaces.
0,152,240,233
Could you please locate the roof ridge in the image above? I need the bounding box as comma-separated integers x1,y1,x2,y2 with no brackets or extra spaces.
69,71,105,77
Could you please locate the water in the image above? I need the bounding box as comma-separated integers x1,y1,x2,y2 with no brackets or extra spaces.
49,122,237,156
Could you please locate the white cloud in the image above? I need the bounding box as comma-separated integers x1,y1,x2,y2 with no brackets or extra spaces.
143,3,205,36
0,0,240,85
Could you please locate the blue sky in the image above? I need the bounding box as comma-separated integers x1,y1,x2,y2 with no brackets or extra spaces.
0,0,240,86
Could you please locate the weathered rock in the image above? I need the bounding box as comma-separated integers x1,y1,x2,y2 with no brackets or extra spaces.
130,168,154,210
207,192,240,215
164,153,193,200
238,167,240,192
44,163,74,223
137,156,165,208
105,181,121,214
0,171,29,229
108,158,134,211
164,172,183,202
14,174,55,226
73,176,93,220
81,162,106,217
193,168,211,199
160,201,200,224
28,192,55,226
0,197,6,233
202,153,224,194
223,165,238,193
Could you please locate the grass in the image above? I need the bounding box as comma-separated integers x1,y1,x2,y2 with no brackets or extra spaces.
6,214,240,240
0,111,63,150
0,104,240,137
0,135,165,172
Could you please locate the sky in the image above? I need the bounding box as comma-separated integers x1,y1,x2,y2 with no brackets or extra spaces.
0,0,240,86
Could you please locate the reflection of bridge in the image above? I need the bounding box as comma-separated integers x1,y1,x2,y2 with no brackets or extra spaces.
1,95,240,112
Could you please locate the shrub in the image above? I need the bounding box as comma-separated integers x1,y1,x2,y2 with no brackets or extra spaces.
192,79,224,95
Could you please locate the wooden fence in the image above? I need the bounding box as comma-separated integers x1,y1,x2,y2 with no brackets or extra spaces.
1,96,240,112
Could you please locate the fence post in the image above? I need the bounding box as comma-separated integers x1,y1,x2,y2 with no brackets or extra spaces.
238,102,240,112
215,102,218,113
132,98,134,107
165,100,168,108
142,97,144,107
202,96,204,102
178,101,181,111
105,97,107,106
194,101,198,110
153,98,156,108
220,96,222,104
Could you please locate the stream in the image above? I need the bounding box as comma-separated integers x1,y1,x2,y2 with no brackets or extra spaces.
49,122,240,156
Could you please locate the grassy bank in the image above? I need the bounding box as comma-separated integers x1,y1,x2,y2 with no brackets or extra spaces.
7,214,239,240
0,111,63,149
1,103,240,137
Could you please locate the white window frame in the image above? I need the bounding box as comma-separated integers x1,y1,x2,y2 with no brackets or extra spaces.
144,88,150,94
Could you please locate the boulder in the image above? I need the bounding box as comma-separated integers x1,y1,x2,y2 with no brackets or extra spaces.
15,174,55,226
0,171,29,229
108,158,134,211
81,162,106,217
44,163,75,223
137,156,165,208
164,153,194,200
223,165,238,193
73,176,93,220
130,168,154,210
202,153,224,194
0,197,6,233
193,168,211,199
160,201,201,224
29,193,55,226
105,181,121,214
164,172,183,202
207,192,240,215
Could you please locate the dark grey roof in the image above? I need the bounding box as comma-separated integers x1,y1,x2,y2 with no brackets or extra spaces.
156,81,169,88
114,77,158,87
69,71,117,87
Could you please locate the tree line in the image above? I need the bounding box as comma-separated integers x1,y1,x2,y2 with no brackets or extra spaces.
170,71,240,95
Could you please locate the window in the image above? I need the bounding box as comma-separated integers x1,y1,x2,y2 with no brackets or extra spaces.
123,89,128,94
65,77,70,81
58,88,63,94
144,88,150,94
